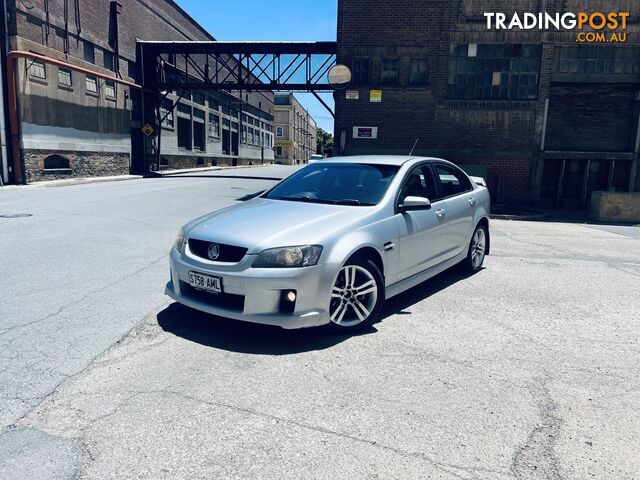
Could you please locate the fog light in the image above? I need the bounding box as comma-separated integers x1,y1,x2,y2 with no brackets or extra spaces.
279,290,297,314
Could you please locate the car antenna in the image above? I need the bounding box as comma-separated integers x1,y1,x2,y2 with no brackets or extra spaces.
408,138,419,157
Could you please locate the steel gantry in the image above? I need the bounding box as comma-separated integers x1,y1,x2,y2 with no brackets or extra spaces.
135,41,341,173
139,41,338,92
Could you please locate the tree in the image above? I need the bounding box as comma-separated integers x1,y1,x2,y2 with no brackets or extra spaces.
316,128,334,156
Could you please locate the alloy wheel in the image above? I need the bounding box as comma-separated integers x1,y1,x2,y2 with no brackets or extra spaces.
330,264,378,327
471,228,486,269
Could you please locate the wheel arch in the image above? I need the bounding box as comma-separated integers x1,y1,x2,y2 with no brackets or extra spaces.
475,217,490,255
346,246,385,279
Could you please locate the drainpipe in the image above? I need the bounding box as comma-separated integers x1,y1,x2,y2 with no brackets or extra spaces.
6,50,142,184
0,0,9,185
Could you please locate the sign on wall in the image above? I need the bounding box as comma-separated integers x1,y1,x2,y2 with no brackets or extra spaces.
345,90,359,100
352,126,378,139
369,90,382,103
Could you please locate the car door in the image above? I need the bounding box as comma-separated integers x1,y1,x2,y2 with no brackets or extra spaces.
394,163,450,281
431,162,476,257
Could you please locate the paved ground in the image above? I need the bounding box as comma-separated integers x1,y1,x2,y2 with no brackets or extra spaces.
1,170,639,479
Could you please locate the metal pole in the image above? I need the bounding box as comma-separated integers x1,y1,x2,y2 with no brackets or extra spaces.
0,0,9,185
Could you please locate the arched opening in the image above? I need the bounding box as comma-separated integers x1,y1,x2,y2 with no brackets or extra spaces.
196,157,205,166
43,154,70,170
276,126,283,137
160,157,169,166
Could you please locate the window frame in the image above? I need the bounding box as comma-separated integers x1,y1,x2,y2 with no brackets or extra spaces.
276,126,284,137
28,60,47,80
83,42,95,64
381,58,400,85
104,80,116,100
57,67,72,87
395,162,439,213
352,57,370,85
85,75,98,95
408,58,428,86
431,162,474,200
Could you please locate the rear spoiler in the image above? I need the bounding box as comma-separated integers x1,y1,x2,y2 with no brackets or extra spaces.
470,176,487,187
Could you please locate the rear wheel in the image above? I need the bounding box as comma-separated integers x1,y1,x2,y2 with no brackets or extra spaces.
462,224,487,273
328,258,384,332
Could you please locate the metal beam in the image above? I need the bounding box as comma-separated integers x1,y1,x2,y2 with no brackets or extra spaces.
139,41,338,92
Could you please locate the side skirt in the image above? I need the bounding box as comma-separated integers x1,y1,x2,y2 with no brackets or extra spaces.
384,250,467,300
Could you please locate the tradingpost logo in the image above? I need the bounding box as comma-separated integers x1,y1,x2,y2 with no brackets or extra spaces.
484,12,630,43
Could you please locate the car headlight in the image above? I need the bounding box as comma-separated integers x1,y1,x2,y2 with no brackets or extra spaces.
174,227,186,253
252,245,323,268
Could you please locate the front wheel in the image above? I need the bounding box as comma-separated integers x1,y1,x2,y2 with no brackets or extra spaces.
328,258,384,332
462,223,488,273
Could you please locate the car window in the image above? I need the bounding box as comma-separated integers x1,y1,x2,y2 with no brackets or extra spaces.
433,163,472,198
398,165,438,202
265,163,400,206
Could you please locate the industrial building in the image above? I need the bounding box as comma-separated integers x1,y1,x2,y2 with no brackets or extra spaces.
0,0,283,184
273,93,317,165
334,0,640,208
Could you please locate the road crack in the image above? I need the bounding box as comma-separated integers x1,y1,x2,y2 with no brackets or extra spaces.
511,379,564,480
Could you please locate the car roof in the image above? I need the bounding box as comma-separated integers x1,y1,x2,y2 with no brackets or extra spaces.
317,155,447,166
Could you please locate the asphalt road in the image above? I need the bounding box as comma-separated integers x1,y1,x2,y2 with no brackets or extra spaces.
1,169,639,479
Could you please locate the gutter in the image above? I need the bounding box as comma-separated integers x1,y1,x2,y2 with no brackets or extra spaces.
6,50,142,184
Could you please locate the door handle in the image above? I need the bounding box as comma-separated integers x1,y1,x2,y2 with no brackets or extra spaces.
435,208,446,218
468,197,476,206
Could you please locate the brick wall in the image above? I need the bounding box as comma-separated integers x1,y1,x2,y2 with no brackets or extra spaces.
335,0,640,204
7,0,275,182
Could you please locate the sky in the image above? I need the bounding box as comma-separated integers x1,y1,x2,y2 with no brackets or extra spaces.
175,0,338,134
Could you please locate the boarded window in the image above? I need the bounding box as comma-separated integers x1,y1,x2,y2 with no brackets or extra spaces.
104,80,116,99
29,60,46,79
86,76,98,94
43,155,70,170
58,67,72,86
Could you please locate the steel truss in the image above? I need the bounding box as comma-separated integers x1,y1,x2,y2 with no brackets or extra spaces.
139,41,338,91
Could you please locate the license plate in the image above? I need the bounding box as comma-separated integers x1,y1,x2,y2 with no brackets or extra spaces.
188,271,222,294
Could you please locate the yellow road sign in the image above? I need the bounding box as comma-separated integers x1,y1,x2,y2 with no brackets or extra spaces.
142,124,155,136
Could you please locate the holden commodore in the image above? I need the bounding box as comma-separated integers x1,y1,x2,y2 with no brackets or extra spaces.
165,156,490,331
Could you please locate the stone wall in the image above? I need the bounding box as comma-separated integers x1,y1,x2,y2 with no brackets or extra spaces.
24,150,129,182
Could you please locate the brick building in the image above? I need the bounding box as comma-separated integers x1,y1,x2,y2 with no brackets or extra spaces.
273,93,318,165
0,0,275,184
335,0,640,208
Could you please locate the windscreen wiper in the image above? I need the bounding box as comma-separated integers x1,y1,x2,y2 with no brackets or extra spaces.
334,199,373,206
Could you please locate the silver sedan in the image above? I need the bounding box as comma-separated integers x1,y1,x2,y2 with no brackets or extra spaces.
165,156,490,331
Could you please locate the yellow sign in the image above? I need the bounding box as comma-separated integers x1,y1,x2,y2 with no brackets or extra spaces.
275,139,295,148
141,124,155,136
369,90,382,103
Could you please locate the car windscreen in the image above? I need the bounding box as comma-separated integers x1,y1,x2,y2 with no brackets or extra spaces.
265,163,400,206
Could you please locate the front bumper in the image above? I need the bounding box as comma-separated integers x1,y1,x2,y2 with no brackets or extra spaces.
165,247,339,329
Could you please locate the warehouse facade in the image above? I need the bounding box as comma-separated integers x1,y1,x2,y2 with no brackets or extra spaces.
0,0,276,184
273,93,318,165
335,0,640,208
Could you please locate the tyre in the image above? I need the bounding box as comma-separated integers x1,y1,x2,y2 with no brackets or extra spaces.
462,223,488,273
328,258,384,332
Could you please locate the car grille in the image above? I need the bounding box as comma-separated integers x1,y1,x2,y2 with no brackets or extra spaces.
180,281,245,312
188,238,248,263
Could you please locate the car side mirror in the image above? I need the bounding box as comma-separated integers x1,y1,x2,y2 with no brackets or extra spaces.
399,196,431,212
